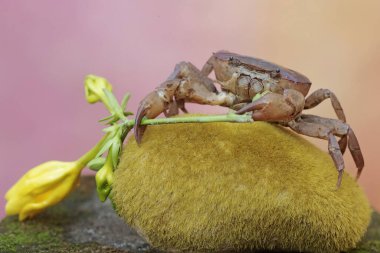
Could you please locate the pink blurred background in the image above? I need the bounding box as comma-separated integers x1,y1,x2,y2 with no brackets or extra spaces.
1,0,379,219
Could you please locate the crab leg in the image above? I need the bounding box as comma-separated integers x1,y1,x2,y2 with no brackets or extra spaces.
304,89,348,153
165,99,188,117
304,89,346,121
299,114,364,178
347,128,364,179
235,89,305,122
201,54,216,76
337,135,348,155
134,62,236,144
287,119,344,187
287,114,364,186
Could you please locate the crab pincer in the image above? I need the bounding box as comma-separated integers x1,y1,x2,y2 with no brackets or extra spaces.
134,90,167,144
235,90,305,122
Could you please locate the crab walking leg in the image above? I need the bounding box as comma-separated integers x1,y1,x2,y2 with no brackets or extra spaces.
288,114,364,185
299,114,364,179
304,89,346,121
134,62,235,144
337,135,349,155
347,128,364,179
287,119,345,188
235,89,305,122
304,89,348,153
165,98,188,117
328,133,345,188
201,54,216,76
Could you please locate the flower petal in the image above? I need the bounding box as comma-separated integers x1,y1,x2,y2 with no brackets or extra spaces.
84,75,113,104
5,160,83,221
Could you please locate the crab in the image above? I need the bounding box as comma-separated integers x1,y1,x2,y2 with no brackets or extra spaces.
134,50,364,188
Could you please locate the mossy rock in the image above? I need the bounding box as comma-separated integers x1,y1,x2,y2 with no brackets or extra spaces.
112,121,371,253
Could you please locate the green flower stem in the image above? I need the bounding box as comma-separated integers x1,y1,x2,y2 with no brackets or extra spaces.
76,133,111,167
122,113,253,128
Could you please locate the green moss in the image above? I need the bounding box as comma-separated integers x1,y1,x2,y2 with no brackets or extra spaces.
350,240,380,253
0,177,132,253
350,212,380,253
113,121,371,253
364,212,380,241
0,216,62,252
0,214,140,253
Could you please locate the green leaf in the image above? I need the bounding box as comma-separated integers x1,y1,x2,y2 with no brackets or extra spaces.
124,111,134,117
95,138,114,158
111,140,121,168
102,124,119,133
116,126,122,138
99,114,121,125
98,114,115,123
87,157,106,171
104,89,124,119
121,93,131,111
104,116,120,125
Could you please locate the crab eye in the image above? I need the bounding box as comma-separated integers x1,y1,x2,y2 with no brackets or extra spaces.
228,57,240,65
271,69,281,78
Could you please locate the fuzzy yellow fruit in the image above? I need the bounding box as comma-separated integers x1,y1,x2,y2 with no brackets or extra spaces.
5,161,82,221
112,121,371,253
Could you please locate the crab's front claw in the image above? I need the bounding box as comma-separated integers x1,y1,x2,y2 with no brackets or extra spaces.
135,90,167,144
236,90,305,122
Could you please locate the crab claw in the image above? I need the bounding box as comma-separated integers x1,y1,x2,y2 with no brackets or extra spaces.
235,90,305,122
134,91,167,144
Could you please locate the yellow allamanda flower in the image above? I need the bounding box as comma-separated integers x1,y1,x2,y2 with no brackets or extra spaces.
5,133,111,221
84,75,113,104
5,161,83,221
85,75,126,121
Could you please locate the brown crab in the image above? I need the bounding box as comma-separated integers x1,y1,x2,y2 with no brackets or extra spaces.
134,50,364,188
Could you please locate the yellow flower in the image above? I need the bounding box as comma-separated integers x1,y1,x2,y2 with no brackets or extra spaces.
84,75,126,120
4,133,110,221
84,75,113,104
5,161,83,221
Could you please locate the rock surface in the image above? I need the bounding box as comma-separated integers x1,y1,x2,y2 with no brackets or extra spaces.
0,176,379,253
